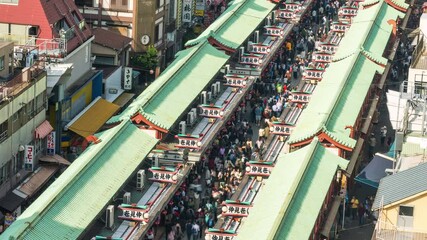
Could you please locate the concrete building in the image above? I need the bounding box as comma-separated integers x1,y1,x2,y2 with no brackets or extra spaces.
75,0,182,67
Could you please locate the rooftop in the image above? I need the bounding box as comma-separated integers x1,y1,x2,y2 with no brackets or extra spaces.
92,28,133,51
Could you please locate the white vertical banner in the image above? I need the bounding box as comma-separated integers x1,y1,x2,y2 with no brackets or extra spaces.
47,131,56,155
25,145,34,171
124,67,133,90
182,0,193,23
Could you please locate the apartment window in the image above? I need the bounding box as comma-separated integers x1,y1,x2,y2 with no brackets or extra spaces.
155,23,163,42
26,99,34,118
399,206,414,217
72,11,80,26
0,55,4,71
156,0,164,9
0,0,19,4
0,161,11,185
0,120,7,143
35,92,45,113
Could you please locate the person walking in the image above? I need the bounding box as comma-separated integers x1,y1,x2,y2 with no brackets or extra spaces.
185,221,193,240
380,126,387,146
191,221,200,240
350,196,359,220
368,133,376,157
358,203,365,226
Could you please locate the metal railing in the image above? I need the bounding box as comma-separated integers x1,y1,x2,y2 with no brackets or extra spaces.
374,220,427,240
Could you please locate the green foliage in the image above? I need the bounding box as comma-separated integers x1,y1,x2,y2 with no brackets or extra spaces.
132,45,158,70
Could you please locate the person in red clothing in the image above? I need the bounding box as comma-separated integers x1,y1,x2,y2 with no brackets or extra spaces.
282,84,288,94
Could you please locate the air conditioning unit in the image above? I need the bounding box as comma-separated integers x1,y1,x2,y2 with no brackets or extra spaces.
106,205,115,229
191,108,198,117
211,84,217,97
200,91,207,105
207,91,212,101
179,121,186,135
123,192,131,204
215,81,221,95
136,170,145,190
187,111,196,126
247,41,253,52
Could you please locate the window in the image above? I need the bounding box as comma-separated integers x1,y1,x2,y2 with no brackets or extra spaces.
27,99,34,118
399,206,414,217
72,11,80,26
0,0,19,4
0,55,4,71
0,120,7,143
155,23,163,42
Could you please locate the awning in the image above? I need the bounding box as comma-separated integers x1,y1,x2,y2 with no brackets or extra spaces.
0,191,26,213
113,92,135,108
355,153,395,188
35,120,53,139
39,154,71,165
14,165,60,198
320,196,342,237
65,96,120,137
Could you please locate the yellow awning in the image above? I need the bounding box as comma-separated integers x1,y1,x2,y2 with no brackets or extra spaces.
67,97,120,137
113,92,135,108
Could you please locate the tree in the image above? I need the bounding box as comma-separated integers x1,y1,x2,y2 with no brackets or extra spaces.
131,45,159,70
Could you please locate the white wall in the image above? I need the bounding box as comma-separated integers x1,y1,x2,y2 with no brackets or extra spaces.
407,68,427,95
104,66,124,102
63,39,93,89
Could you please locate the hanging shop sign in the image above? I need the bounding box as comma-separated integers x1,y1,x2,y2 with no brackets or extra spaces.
339,7,358,18
24,145,34,171
240,53,264,66
264,25,285,37
331,22,350,33
175,134,202,149
118,204,149,222
304,68,324,81
47,131,56,155
205,229,237,240
283,3,301,11
195,0,205,16
312,52,333,63
199,104,224,118
224,74,248,87
182,0,193,23
124,67,133,90
221,200,252,217
245,161,274,177
276,9,295,19
289,92,311,103
149,166,180,183
270,122,295,135
318,43,339,54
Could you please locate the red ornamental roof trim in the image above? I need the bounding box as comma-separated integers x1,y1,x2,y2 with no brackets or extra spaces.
361,51,387,68
207,37,236,54
131,113,168,133
290,131,353,152
384,0,407,12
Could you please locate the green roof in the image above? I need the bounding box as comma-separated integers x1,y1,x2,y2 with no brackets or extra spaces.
4,121,159,239
236,139,348,240
274,142,348,239
185,0,276,49
287,0,405,147
139,43,229,129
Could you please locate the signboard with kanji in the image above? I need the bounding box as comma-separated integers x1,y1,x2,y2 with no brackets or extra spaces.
270,123,295,135
304,68,324,81
283,3,301,11
221,200,252,217
312,52,333,63
289,92,311,103
149,166,179,183
245,162,273,176
176,135,202,149
182,0,193,23
339,7,358,17
240,53,263,66
264,26,284,37
318,43,338,54
199,105,224,118
118,204,148,222
124,67,133,90
47,131,55,155
224,75,248,87
205,229,237,240
276,9,295,19
24,145,34,171
331,22,350,33
250,44,271,55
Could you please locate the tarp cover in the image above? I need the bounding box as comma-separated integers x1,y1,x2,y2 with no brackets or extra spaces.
355,153,395,188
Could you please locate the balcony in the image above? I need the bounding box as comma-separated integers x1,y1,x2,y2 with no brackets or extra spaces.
374,229,427,240
78,6,133,23
0,61,45,103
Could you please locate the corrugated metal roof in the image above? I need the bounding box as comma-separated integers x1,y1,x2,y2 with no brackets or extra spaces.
237,139,348,240
3,122,159,239
372,162,427,210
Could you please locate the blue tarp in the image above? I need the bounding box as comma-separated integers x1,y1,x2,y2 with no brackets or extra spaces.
355,152,395,188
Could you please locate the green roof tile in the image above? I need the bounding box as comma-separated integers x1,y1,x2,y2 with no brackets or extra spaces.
4,122,158,239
